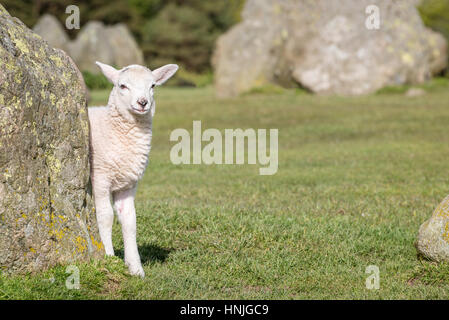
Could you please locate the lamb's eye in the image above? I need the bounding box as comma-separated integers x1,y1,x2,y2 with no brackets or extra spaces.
119,84,128,90
151,83,155,89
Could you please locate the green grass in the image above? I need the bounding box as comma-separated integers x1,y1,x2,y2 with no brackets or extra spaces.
376,77,449,94
3,84,449,299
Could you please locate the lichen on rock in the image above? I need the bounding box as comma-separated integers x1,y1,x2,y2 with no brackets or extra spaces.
416,195,449,262
0,5,103,274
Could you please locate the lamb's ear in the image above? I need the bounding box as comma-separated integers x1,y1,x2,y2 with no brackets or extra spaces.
152,64,179,86
95,61,119,84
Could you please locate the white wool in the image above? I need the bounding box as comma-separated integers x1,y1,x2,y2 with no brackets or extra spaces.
88,105,153,192
88,62,178,277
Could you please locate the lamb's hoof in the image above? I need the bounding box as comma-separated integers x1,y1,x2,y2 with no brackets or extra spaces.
128,264,145,278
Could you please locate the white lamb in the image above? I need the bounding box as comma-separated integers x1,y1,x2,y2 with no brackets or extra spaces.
88,61,178,277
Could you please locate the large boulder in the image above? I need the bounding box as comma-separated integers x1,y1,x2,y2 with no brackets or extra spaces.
213,0,448,97
416,195,449,261
32,14,70,52
32,17,144,74
106,24,144,70
67,21,115,73
67,21,144,73
0,5,103,274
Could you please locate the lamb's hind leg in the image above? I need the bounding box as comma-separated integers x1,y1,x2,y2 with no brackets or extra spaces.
113,187,144,278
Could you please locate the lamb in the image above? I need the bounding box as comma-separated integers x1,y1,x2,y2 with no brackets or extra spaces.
88,61,178,277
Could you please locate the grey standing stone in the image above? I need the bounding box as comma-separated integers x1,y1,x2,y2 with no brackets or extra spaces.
32,16,144,74
213,0,448,97
0,5,104,274
32,14,70,52
67,21,144,73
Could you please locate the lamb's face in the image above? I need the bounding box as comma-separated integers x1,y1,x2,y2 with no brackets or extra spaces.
117,66,155,116
95,61,179,117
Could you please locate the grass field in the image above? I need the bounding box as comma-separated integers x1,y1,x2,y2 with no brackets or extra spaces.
2,84,449,299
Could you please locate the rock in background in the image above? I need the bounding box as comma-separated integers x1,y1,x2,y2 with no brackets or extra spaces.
416,196,449,261
33,16,144,74
32,14,69,53
0,5,103,274
213,0,448,97
66,21,116,74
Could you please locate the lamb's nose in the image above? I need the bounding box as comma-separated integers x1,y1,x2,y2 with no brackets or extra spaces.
137,98,148,107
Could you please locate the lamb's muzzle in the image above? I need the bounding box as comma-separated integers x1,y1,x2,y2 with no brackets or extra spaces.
88,61,178,277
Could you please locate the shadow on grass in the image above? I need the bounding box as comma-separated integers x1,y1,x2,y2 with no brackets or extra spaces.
116,244,173,265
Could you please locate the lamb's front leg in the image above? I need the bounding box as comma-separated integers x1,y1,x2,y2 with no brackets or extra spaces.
113,187,145,278
94,185,115,256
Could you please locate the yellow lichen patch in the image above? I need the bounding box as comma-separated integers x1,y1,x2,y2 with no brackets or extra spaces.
52,230,64,241
3,170,11,179
25,92,33,108
273,3,281,14
7,29,30,54
401,52,414,66
75,236,87,253
79,114,89,136
3,57,19,72
10,95,21,110
45,151,62,175
42,209,68,242
49,55,63,68
435,197,449,219
90,235,104,252
14,70,22,84
281,28,288,40
49,93,57,105
433,49,441,59
30,247,36,253
40,78,49,87
62,71,71,83
41,198,49,207
443,221,449,244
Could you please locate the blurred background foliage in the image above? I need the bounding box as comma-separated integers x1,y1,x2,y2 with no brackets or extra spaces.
2,0,244,74
419,0,449,77
419,0,449,41
2,0,448,85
